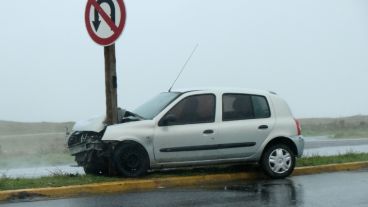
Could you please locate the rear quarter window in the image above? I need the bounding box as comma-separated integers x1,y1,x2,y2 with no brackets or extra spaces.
252,95,271,118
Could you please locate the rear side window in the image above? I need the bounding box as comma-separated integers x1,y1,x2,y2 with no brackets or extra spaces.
222,94,270,121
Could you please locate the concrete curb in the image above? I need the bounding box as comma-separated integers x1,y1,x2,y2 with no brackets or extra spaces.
1,161,368,202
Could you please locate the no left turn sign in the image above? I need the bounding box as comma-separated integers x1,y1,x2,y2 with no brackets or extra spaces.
85,0,126,46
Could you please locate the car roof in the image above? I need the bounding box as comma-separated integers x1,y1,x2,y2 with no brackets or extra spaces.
172,87,277,96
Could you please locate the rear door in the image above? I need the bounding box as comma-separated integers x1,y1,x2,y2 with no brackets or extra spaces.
216,93,275,159
153,93,219,163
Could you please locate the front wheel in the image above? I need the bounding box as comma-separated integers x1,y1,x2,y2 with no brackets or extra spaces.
113,142,149,178
77,151,109,176
83,162,108,176
261,144,295,179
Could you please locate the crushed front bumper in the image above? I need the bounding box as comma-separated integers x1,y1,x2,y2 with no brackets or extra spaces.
69,141,104,155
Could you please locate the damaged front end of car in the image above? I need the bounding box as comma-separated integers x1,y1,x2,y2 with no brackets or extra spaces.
67,130,112,175
67,109,143,175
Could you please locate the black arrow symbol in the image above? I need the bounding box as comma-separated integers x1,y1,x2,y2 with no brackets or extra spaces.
93,0,116,32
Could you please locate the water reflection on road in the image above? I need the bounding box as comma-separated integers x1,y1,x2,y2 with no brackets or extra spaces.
224,179,303,207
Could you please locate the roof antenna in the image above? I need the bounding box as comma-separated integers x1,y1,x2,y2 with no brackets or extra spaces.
168,44,199,92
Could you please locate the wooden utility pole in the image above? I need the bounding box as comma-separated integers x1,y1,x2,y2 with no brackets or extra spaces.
85,0,126,125
104,44,118,125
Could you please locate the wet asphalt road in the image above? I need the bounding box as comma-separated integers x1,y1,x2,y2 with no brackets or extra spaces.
1,169,368,207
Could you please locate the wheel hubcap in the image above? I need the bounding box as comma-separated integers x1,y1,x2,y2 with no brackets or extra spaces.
126,154,139,169
268,148,292,174
120,150,141,173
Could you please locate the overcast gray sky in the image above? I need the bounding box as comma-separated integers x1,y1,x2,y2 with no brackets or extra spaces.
1,0,368,122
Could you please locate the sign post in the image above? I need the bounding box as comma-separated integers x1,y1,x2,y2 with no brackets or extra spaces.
85,0,126,125
104,45,118,124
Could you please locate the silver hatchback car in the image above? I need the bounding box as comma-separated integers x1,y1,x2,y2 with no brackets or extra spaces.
68,88,304,179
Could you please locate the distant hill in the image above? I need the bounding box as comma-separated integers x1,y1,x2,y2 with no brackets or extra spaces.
300,115,368,127
300,115,368,138
0,121,74,136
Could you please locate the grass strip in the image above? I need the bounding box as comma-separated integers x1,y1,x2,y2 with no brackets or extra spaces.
1,153,368,191
0,174,120,191
296,152,368,167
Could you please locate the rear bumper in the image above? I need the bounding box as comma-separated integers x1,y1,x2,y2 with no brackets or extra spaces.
290,135,304,157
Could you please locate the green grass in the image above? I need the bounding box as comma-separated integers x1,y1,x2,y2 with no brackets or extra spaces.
1,153,368,191
0,173,120,191
296,152,368,167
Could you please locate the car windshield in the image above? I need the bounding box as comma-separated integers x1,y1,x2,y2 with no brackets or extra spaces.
133,92,181,119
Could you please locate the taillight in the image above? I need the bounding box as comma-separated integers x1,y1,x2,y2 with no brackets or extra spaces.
294,119,302,136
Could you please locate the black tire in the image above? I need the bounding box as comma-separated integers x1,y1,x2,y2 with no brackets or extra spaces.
83,163,108,175
83,160,109,176
261,144,295,179
113,142,149,177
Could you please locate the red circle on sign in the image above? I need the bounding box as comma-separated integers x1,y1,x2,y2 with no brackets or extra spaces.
85,0,126,46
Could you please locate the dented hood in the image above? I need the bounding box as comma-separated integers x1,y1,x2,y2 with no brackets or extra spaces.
72,116,106,132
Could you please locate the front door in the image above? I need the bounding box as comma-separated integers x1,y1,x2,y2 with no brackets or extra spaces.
153,94,218,163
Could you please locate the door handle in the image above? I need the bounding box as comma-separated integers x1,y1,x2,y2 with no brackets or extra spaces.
258,125,268,130
203,129,214,134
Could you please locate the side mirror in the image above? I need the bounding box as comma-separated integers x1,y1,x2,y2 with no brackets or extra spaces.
159,114,177,126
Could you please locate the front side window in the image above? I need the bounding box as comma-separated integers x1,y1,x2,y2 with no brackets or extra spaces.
161,94,216,126
222,94,270,121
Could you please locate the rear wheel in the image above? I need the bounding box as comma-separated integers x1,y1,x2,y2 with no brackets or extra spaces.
261,144,295,179
113,142,149,177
